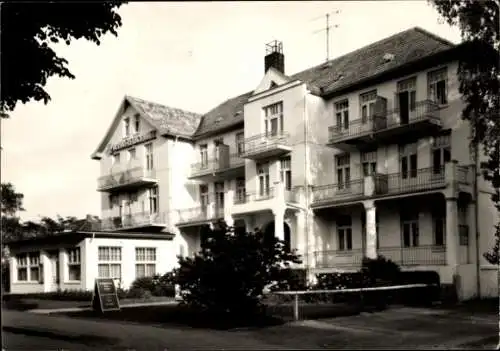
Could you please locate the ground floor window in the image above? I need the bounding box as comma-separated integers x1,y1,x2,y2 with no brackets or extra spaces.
98,246,122,280
135,247,156,278
67,248,81,281
337,215,353,251
16,252,40,282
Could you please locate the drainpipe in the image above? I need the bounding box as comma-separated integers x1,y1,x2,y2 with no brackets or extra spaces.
473,140,481,298
303,90,311,282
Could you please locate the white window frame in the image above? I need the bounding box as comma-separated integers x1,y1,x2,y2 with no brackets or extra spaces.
145,143,154,170
236,177,246,203
214,182,224,211
67,248,81,281
149,186,158,214
16,252,41,282
335,154,351,190
360,90,377,124
396,77,417,113
97,246,122,280
263,102,283,137
337,216,353,251
280,157,292,191
334,99,349,130
399,143,418,179
428,67,448,105
16,254,28,281
361,150,377,177
199,144,208,168
235,132,244,156
257,162,270,196
431,132,451,175
135,247,157,278
401,212,420,248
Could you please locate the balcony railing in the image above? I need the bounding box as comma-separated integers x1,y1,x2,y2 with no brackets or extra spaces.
234,187,275,205
314,249,364,269
328,100,440,145
101,211,167,230
311,179,365,205
190,153,245,178
98,167,156,191
241,131,291,159
378,245,446,266
176,205,225,224
373,166,446,196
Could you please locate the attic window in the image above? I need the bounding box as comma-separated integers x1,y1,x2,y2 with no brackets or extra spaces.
215,117,223,124
270,81,278,89
383,53,395,63
234,110,242,117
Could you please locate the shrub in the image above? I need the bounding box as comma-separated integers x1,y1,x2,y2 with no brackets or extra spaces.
170,220,301,316
360,255,401,286
129,273,176,297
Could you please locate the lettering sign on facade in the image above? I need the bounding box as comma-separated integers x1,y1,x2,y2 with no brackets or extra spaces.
109,130,157,154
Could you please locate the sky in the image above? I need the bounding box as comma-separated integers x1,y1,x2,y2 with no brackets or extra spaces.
1,1,462,222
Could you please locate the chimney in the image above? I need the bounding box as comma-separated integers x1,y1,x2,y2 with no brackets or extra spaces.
264,40,285,74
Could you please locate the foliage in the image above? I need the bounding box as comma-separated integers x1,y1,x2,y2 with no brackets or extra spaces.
1,183,25,216
130,273,176,297
430,0,500,264
0,2,127,113
360,255,401,285
169,221,301,316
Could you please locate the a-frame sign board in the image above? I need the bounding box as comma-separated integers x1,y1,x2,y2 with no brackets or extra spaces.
91,278,120,313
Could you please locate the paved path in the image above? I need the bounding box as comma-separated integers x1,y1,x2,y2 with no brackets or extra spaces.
27,300,177,314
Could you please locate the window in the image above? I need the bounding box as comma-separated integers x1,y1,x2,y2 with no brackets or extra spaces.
124,117,130,137
235,132,244,155
67,248,81,281
134,114,140,134
432,132,451,175
264,102,283,136
401,211,419,247
214,138,224,160
112,153,120,165
149,186,158,214
109,194,119,209
335,154,351,189
280,157,292,191
214,182,224,212
145,143,153,170
236,177,246,203
135,247,156,278
128,148,136,162
200,184,209,211
257,162,270,196
337,215,353,251
334,100,349,130
199,144,208,168
459,225,469,246
361,150,377,177
98,247,122,280
433,217,445,246
428,67,448,105
360,90,377,124
29,253,40,281
399,143,418,179
16,254,28,281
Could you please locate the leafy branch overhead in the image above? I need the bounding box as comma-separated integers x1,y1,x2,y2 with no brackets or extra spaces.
0,2,127,112
430,0,499,264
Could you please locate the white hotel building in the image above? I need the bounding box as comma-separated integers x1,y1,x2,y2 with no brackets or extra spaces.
8,27,498,300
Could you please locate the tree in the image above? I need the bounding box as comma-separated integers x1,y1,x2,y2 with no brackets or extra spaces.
430,0,500,264
171,221,301,316
0,2,127,113
1,183,25,216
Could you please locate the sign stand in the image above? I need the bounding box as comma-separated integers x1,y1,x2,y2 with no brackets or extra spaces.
91,278,121,313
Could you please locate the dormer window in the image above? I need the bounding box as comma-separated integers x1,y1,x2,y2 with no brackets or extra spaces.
134,114,140,134
124,117,130,137
270,81,278,89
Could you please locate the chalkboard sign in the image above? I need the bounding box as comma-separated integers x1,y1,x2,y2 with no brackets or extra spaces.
91,278,120,313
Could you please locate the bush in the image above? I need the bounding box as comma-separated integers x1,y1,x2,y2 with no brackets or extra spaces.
129,273,176,297
360,255,401,286
170,220,302,316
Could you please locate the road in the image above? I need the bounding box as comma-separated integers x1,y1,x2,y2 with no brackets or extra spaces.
2,305,498,350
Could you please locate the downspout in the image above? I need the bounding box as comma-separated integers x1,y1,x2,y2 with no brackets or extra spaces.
303,90,311,282
473,140,481,297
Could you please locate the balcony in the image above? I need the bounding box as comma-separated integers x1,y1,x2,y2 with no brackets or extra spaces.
97,167,157,192
312,167,448,208
176,205,224,227
240,132,292,160
232,184,302,216
189,153,245,182
327,100,442,151
101,211,167,232
377,245,446,266
314,249,364,270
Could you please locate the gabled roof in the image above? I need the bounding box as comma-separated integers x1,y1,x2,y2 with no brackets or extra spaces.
192,27,457,137
91,96,202,159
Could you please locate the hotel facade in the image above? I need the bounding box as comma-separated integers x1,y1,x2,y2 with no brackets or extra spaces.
8,27,498,299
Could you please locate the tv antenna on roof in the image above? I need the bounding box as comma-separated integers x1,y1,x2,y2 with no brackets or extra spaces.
312,10,341,63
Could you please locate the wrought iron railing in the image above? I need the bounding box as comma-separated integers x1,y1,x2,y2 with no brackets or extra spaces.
190,153,245,177
98,167,156,190
374,166,446,195
377,245,446,266
311,179,365,204
328,100,440,143
313,249,364,269
241,131,291,156
233,187,275,205
176,204,225,224
101,211,167,230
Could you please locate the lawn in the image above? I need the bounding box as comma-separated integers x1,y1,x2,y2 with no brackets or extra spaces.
52,301,362,330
